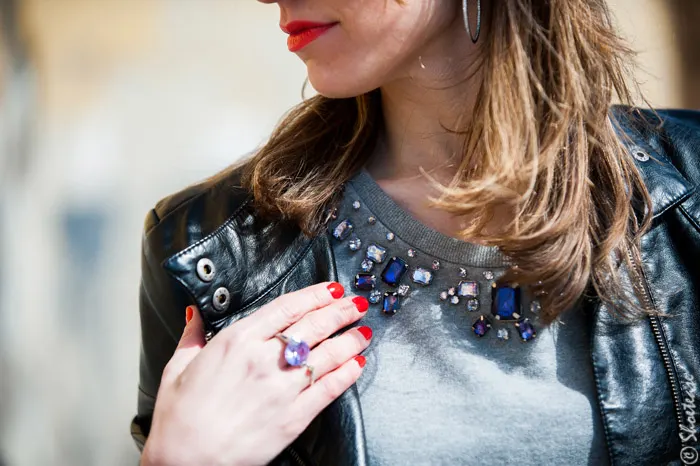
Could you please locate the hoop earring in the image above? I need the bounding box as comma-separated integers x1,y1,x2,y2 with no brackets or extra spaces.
462,0,482,44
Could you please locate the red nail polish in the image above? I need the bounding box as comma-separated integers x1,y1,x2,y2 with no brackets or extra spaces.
327,282,344,299
352,296,369,313
357,326,372,340
185,306,194,324
354,355,366,368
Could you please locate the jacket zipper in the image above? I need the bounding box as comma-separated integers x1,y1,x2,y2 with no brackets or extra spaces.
628,250,686,444
286,446,310,466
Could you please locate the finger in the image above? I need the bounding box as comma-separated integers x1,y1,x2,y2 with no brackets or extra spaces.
246,281,345,340
291,354,366,426
289,325,371,392
278,295,368,349
162,306,205,383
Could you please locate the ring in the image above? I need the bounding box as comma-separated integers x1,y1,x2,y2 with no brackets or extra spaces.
275,333,315,386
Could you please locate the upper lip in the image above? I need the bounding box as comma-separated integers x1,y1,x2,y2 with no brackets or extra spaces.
280,20,336,35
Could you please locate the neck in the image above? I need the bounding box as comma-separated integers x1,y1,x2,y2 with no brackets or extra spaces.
365,22,482,186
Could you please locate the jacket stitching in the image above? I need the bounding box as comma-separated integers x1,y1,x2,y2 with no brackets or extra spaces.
145,188,211,240
590,302,618,466
652,185,697,219
164,194,254,264
680,203,700,233
236,233,319,315
138,385,157,401
653,186,696,218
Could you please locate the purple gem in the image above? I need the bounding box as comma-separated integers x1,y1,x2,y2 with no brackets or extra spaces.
383,291,401,315
354,273,376,291
515,318,537,342
332,218,354,241
472,315,492,337
284,337,310,366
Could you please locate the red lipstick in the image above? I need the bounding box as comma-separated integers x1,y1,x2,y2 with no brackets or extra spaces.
281,20,337,52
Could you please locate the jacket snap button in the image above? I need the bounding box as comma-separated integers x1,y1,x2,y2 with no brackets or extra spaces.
212,287,230,312
633,149,650,162
196,258,216,282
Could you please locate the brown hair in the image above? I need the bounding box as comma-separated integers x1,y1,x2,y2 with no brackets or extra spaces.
237,0,653,325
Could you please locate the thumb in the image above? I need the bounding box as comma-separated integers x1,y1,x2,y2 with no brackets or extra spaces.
178,305,205,350
166,306,206,379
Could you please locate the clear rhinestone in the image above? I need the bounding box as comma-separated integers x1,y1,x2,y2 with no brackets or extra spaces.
411,267,433,286
348,236,362,251
459,267,468,278
366,243,387,263
386,232,395,241
352,200,361,210
450,295,460,305
497,328,510,341
369,289,382,304
367,216,376,225
432,260,441,270
439,291,448,301
447,287,456,296
332,218,354,241
466,298,480,312
361,258,374,272
457,280,479,297
397,284,410,297
483,270,494,280
331,208,338,220
407,248,417,258
530,300,541,314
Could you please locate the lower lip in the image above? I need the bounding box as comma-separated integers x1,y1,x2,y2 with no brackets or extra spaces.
287,24,337,52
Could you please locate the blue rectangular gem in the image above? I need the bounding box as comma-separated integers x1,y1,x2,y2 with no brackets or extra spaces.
354,273,376,291
490,285,522,321
381,257,408,286
382,291,401,315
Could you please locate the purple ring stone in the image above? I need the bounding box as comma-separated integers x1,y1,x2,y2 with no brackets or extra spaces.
284,337,310,366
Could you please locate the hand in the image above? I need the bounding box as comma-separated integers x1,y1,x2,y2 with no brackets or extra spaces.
141,281,371,466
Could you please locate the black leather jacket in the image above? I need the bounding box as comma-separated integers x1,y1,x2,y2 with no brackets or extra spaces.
131,107,700,466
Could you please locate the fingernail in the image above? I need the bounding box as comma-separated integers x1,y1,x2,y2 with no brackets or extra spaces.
357,326,372,340
354,355,366,368
327,282,344,299
352,296,369,313
185,306,194,324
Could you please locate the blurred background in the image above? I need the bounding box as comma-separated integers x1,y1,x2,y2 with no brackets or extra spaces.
0,1,697,465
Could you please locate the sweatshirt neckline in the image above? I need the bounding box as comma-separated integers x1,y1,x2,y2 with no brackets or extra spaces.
347,167,508,268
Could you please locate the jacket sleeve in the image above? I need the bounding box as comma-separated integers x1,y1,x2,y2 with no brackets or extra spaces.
130,208,193,452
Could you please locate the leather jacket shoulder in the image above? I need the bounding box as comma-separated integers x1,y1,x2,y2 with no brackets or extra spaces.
131,106,700,466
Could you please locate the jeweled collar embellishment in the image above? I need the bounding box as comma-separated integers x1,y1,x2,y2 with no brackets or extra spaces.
329,201,539,343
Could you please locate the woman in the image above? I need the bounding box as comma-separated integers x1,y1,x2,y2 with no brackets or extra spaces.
131,0,700,465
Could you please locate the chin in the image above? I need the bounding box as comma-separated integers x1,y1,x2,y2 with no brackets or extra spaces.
307,66,377,99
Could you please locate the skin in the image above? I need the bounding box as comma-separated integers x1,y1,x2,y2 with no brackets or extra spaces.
143,1,486,464
260,0,485,238
142,283,371,466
